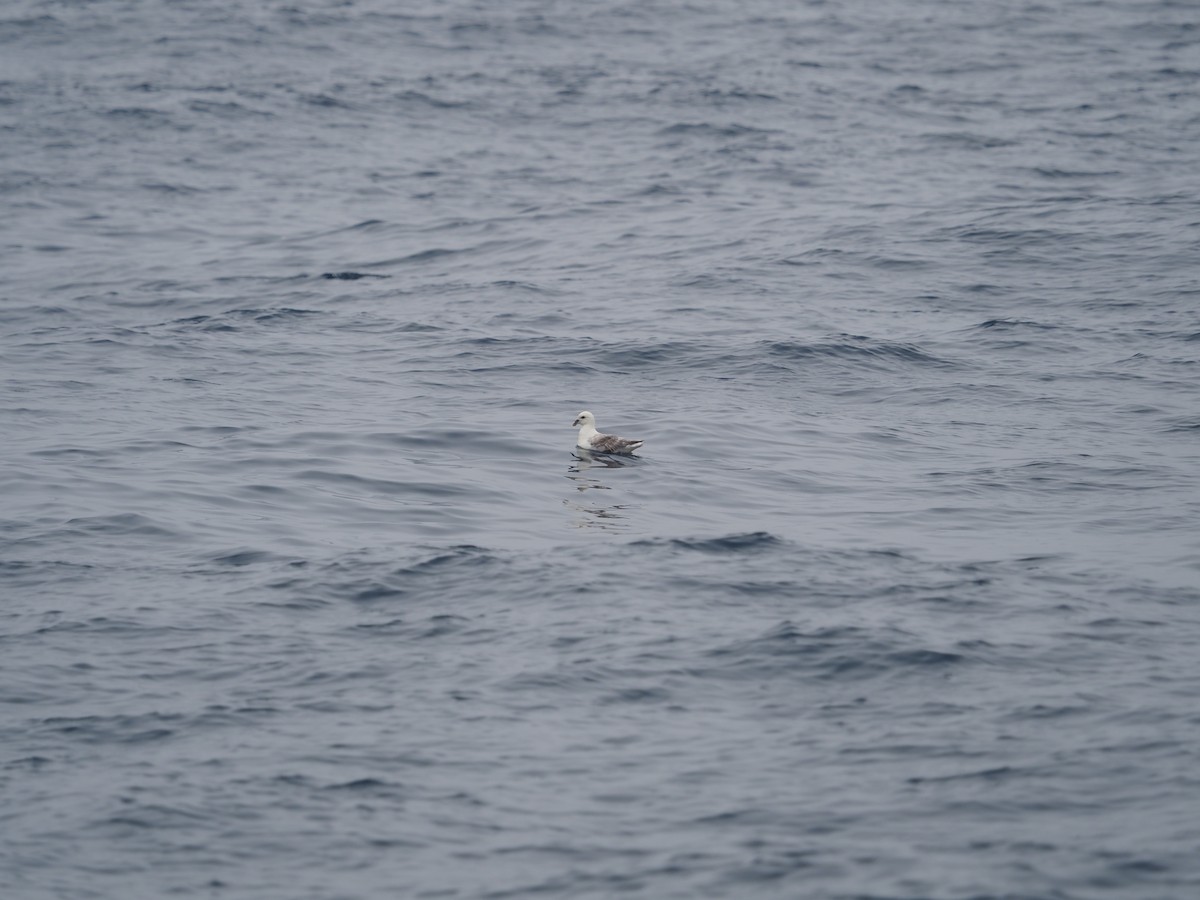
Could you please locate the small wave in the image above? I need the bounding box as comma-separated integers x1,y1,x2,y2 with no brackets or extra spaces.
907,766,1018,785
60,513,178,538
89,802,211,834
210,549,281,567
702,620,968,682
103,106,175,125
39,712,182,746
658,122,774,138
393,90,473,110
944,225,1077,248
589,340,706,370
323,778,406,795
140,181,204,194
973,318,1056,330
313,546,498,605
168,308,324,332
921,131,1018,150
300,93,357,110
1032,167,1120,179
763,337,956,369
321,271,390,280
952,460,1178,493
30,446,108,458
295,468,483,498
187,99,272,119
501,663,640,696
0,559,94,577
632,532,781,554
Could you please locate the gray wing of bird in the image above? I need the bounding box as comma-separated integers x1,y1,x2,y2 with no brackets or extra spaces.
591,433,644,454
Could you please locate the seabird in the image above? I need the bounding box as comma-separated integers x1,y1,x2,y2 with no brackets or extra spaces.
572,410,644,455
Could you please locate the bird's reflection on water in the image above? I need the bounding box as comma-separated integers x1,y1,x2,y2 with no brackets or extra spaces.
563,449,641,531
571,448,637,470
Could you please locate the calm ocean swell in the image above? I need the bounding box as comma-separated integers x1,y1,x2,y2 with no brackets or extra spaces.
3,1,1200,898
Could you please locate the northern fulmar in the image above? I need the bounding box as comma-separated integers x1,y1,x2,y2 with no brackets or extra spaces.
573,410,644,455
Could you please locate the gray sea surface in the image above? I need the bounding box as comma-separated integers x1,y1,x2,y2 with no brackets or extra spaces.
3,1,1200,898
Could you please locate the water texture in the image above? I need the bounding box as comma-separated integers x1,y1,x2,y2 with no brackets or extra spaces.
2,1,1199,898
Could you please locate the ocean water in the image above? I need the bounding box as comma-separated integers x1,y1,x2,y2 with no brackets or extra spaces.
3,1,1200,898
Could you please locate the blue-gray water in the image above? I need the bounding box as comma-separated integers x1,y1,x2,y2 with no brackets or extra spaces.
3,1,1200,898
